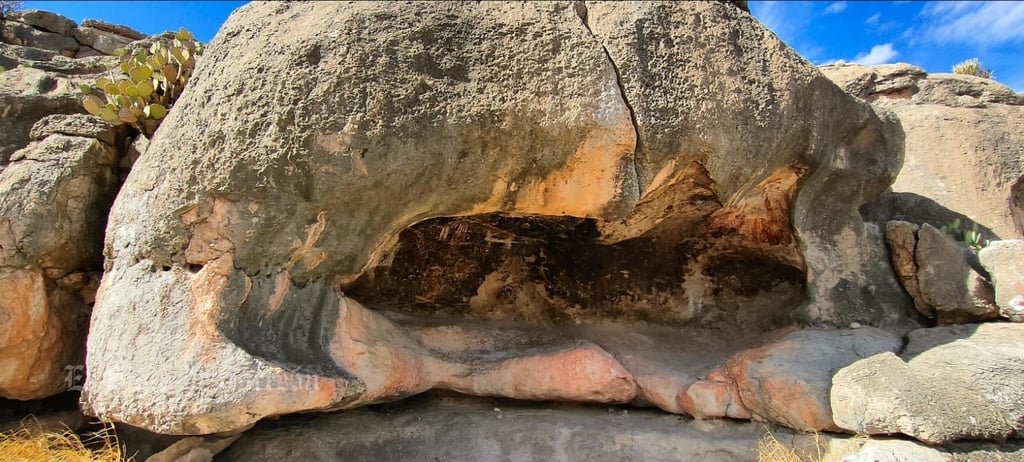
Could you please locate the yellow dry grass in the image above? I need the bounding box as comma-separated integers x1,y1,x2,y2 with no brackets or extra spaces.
758,430,865,462
0,421,129,462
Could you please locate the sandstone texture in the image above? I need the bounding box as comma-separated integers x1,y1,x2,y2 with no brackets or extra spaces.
724,327,901,431
217,395,787,462
832,323,1024,445
0,11,142,399
81,1,914,434
0,126,125,399
979,240,1024,322
884,221,998,323
821,63,1024,240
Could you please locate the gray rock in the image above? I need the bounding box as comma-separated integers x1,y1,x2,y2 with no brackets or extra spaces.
1,19,78,56
914,224,998,323
217,395,787,462
81,19,146,41
84,1,912,434
0,134,121,399
0,48,118,165
832,323,1024,445
822,63,1024,240
72,26,133,55
29,113,124,145
839,438,949,462
10,10,78,37
725,327,902,431
979,240,1024,321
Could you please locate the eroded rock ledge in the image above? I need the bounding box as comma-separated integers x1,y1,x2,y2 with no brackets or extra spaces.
84,1,913,435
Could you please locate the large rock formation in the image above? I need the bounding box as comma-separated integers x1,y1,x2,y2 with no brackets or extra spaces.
832,323,1024,445
82,1,913,435
820,63,1024,240
0,11,141,399
0,10,146,165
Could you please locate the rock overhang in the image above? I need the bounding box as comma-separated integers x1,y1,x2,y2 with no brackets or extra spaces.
83,1,914,434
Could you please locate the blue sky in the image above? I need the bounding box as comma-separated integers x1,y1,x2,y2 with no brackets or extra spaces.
750,1,1024,92
21,1,1024,92
23,1,245,43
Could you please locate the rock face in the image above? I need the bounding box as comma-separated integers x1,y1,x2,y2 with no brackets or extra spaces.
832,323,1024,445
84,1,911,434
821,63,1024,240
723,327,901,431
217,395,787,462
885,221,998,323
979,241,1024,322
0,123,125,399
0,11,140,400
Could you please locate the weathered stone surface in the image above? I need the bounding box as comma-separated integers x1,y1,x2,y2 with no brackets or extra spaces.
71,26,134,55
0,269,87,399
832,323,1024,445
0,134,121,399
80,19,146,41
143,434,241,462
85,255,636,434
86,1,911,434
725,327,902,431
979,240,1024,321
217,395,790,462
678,376,751,420
823,63,1024,239
885,221,929,317
834,438,950,462
10,10,78,37
0,49,118,165
1,19,78,56
29,113,124,146
913,224,998,323
571,325,765,416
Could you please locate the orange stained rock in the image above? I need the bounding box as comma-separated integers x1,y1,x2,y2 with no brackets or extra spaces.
0,269,74,399
512,123,636,218
442,344,637,403
677,379,751,420
709,164,807,246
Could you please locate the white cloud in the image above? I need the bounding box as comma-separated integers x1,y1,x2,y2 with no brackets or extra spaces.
851,43,900,65
866,13,881,25
824,2,848,15
916,1,1024,46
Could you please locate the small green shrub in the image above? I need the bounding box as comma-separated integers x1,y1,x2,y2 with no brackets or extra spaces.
940,218,987,250
952,58,993,79
79,27,204,138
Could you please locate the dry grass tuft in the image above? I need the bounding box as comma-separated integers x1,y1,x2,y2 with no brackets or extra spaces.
758,429,865,462
0,421,129,462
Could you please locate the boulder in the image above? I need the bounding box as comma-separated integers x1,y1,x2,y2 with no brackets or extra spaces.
216,395,786,462
1,19,78,56
72,26,134,55
9,10,78,37
822,63,1024,240
0,131,123,399
0,47,118,165
835,438,950,462
80,19,146,41
84,1,911,434
886,222,999,323
979,240,1024,321
832,323,1024,445
723,327,901,431
29,113,125,145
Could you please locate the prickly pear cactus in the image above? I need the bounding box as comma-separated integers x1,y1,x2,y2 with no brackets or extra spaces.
80,28,204,137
